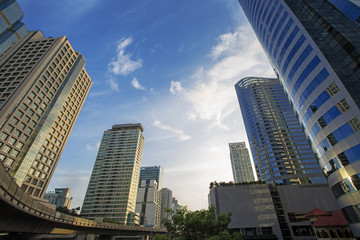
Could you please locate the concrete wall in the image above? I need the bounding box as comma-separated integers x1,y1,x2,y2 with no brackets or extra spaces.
209,184,283,239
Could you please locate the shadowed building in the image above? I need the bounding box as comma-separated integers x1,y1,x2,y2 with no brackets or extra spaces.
0,31,92,199
209,183,341,239
160,188,172,228
237,0,360,235
81,123,144,225
229,142,255,183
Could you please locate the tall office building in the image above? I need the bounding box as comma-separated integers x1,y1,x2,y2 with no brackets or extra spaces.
235,77,326,185
229,142,255,183
0,0,29,54
159,188,172,227
238,0,360,234
138,165,163,189
81,123,144,224
0,31,92,198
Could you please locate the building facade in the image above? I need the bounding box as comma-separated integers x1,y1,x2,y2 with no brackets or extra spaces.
209,183,341,239
0,31,92,198
237,0,360,235
235,77,326,185
44,187,72,209
160,188,173,227
81,123,144,224
229,142,255,183
135,180,161,228
138,165,163,189
0,0,29,54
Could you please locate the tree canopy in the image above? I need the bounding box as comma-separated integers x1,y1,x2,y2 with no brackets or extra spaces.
157,206,243,240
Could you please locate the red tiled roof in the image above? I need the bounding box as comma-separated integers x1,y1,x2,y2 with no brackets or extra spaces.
313,210,349,227
307,208,331,217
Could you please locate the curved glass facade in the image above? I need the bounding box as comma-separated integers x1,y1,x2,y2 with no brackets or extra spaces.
238,0,360,235
235,77,326,185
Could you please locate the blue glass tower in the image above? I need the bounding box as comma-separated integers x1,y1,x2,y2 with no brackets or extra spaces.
238,0,360,235
0,0,28,54
138,165,163,189
236,77,326,185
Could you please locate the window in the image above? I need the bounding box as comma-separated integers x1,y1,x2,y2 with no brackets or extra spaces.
0,132,8,141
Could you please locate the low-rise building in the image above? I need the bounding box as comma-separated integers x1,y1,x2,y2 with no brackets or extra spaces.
209,183,342,239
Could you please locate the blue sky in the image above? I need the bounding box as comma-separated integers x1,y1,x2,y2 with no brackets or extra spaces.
17,0,275,210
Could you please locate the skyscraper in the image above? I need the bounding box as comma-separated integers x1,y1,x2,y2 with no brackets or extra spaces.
81,123,144,224
229,142,255,183
235,77,326,185
238,0,360,235
159,188,172,228
0,0,29,54
0,31,92,198
138,165,163,189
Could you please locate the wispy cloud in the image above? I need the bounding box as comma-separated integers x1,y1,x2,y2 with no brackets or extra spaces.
153,120,191,141
169,81,183,94
107,76,119,92
86,142,101,151
108,37,142,76
131,77,146,91
170,25,275,130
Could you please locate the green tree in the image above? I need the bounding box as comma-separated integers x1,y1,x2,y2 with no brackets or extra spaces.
153,235,171,240
162,206,243,240
56,206,81,216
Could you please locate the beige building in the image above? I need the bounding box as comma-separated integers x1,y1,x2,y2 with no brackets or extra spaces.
81,123,144,225
0,31,92,199
229,142,255,183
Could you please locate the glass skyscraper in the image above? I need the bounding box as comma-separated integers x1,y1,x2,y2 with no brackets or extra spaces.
229,142,255,183
0,0,28,54
236,77,326,185
138,165,163,189
81,123,144,224
238,0,360,235
0,31,92,199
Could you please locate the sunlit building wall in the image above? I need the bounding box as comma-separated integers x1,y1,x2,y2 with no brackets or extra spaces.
229,142,255,183
0,31,92,198
81,123,144,224
235,77,326,185
238,0,360,235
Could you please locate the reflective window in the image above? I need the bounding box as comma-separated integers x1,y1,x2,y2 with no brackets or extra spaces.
282,35,305,76
331,173,360,198
309,99,350,142
277,26,299,67
291,56,320,99
296,68,329,112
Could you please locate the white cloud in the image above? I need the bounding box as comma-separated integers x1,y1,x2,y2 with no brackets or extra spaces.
131,77,146,91
171,25,275,129
169,81,183,94
153,120,191,141
108,37,142,76
86,142,101,151
107,76,119,92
